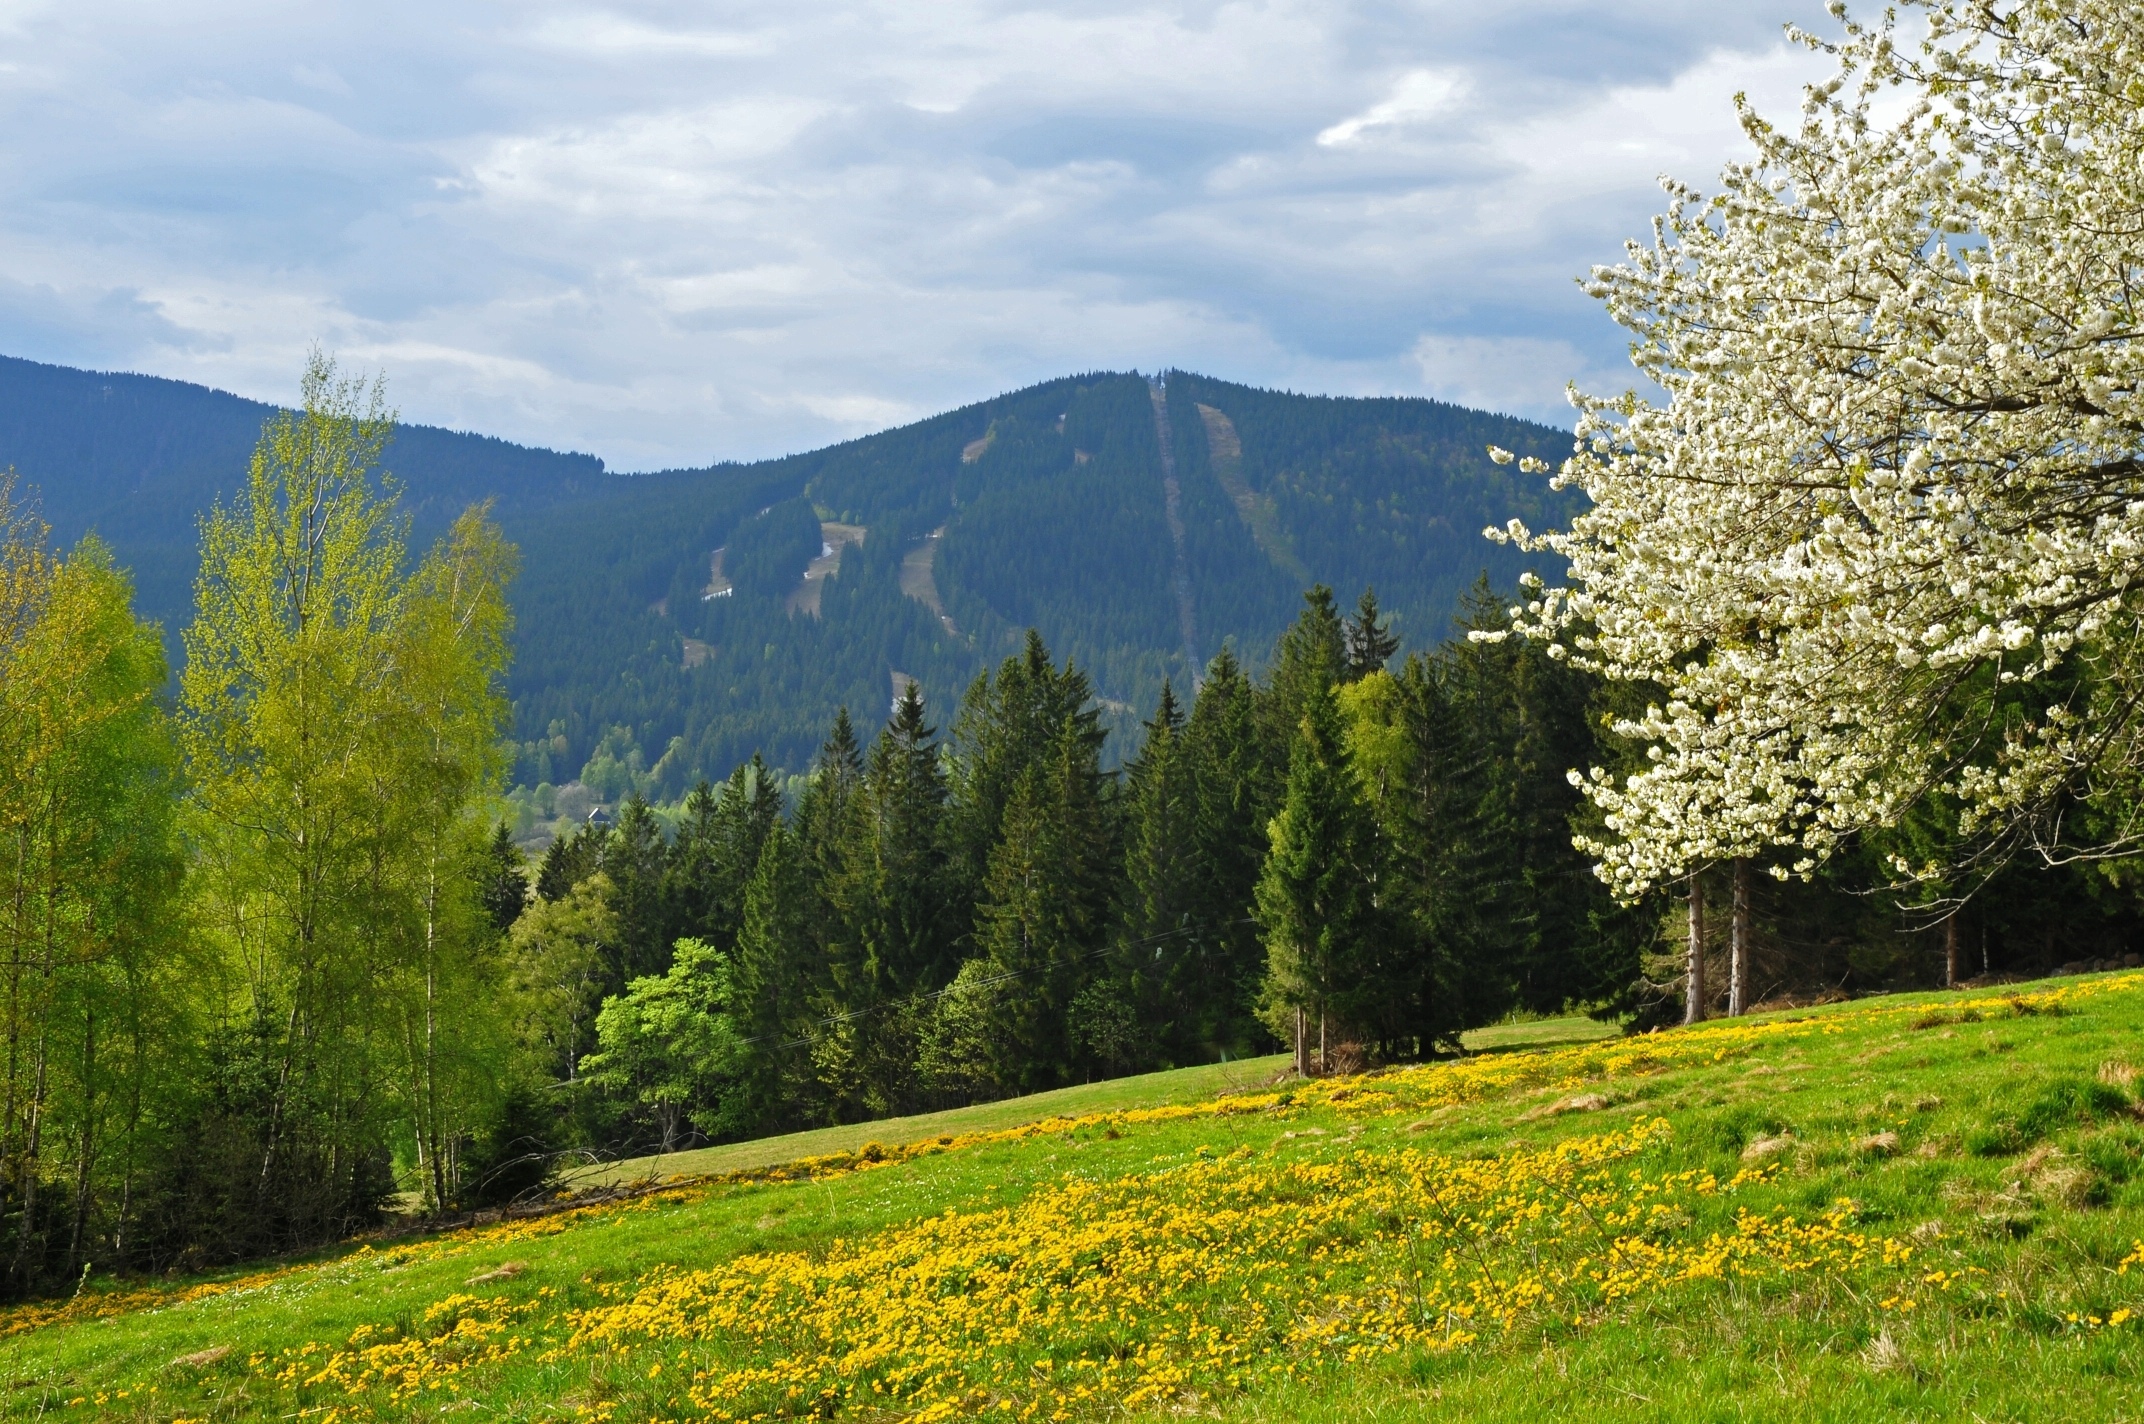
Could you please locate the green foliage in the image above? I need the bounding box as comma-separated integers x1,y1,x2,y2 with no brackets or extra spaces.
583,939,749,1152
0,503,191,1291
178,356,522,1230
1255,676,1385,1067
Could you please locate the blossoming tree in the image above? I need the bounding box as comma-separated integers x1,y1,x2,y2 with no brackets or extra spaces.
1495,0,2144,902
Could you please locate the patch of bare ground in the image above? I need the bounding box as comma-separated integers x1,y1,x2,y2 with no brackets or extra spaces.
899,528,961,637
1194,402,1307,583
787,523,867,617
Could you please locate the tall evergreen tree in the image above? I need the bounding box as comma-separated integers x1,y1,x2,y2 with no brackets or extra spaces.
1181,648,1276,1057
1343,587,1400,683
480,822,530,934
535,822,603,903
1255,679,1383,1074
815,687,958,1119
602,797,672,981
666,757,781,957
1112,681,1197,1067
947,630,1106,917
968,716,1113,1093
731,822,818,1131
1259,586,1347,769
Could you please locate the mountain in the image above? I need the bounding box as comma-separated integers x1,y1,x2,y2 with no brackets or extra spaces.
504,371,1574,796
0,353,608,634
0,357,1576,799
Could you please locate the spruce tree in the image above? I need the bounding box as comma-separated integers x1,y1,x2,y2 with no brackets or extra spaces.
969,716,1112,1093
663,779,723,937
536,822,603,903
1259,586,1347,769
1343,587,1400,683
1254,679,1382,1074
1113,681,1194,1068
603,796,673,981
667,757,781,957
814,687,954,1120
947,629,1105,916
1182,648,1275,1056
480,821,530,933
861,687,957,995
732,821,817,1131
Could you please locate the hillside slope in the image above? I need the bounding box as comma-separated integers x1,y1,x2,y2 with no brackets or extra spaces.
15,972,2144,1421
0,356,1574,793
505,370,1575,791
0,354,608,635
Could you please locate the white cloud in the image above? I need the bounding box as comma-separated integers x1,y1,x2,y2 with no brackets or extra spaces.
0,0,1837,463
1317,69,1466,147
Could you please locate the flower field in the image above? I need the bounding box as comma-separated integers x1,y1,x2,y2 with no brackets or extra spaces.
16,973,2144,1421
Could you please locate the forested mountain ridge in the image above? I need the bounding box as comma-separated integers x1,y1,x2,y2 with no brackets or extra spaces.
0,353,607,633
506,370,1575,801
0,356,1575,800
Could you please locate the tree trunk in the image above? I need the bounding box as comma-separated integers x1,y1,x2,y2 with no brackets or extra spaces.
1293,1006,1307,1077
1729,858,1752,1016
66,1007,92,1278
1944,913,1960,989
1684,873,1707,1025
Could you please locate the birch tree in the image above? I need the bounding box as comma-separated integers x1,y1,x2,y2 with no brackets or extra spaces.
0,483,187,1290
183,354,515,1224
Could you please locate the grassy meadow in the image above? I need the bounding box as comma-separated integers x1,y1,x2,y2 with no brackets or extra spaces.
16,979,2144,1421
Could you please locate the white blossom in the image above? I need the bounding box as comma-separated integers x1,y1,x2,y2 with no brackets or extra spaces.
1502,0,2144,899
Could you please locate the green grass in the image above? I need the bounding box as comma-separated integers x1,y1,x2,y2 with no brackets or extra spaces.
566,1054,1293,1189
573,1020,1611,1189
1457,1012,1622,1054
16,976,2144,1421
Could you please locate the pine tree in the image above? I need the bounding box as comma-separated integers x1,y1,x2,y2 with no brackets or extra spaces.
1181,648,1275,1057
1343,587,1400,683
1255,679,1382,1075
480,822,530,933
603,796,673,981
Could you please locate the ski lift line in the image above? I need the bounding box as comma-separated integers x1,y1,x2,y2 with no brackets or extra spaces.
731,918,1260,1055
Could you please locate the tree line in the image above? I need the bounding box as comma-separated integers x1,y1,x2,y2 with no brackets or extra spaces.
528,582,1645,1153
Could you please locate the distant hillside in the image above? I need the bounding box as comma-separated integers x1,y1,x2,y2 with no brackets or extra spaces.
0,357,1576,798
502,371,1575,799
0,354,608,633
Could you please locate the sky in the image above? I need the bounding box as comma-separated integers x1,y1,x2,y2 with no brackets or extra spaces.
0,1,1833,470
